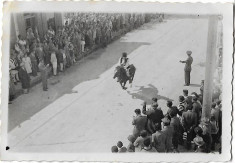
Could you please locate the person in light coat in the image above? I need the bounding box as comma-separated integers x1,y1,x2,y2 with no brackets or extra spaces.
22,53,32,74
50,51,57,76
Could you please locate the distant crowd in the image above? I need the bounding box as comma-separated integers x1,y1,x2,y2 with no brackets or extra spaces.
111,86,222,153
9,12,161,102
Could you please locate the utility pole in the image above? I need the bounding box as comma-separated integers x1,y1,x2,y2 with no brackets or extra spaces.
202,15,218,120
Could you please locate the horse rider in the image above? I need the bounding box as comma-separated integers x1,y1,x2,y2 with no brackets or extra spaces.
119,52,130,76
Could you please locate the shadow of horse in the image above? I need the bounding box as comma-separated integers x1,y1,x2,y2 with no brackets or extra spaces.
127,84,173,105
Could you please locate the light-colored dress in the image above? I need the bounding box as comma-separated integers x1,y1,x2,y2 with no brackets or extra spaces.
22,57,32,74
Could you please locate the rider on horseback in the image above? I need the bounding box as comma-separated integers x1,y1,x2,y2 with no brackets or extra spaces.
119,52,130,77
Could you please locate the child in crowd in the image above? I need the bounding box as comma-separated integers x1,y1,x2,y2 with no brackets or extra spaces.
111,146,118,153
127,135,135,152
117,141,127,153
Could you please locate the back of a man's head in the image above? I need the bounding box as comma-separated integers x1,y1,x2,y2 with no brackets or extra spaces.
183,89,188,96
111,146,118,153
167,101,173,107
186,105,192,111
140,130,147,138
143,138,151,147
135,109,141,115
179,95,185,102
117,141,123,148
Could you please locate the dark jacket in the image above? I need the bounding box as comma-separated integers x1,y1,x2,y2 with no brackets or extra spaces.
18,67,30,89
152,131,167,152
182,110,197,131
192,101,202,123
142,106,164,124
162,126,174,152
132,115,147,138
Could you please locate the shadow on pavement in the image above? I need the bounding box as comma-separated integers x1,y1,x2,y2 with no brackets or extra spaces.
8,41,149,132
127,84,173,105
190,83,201,87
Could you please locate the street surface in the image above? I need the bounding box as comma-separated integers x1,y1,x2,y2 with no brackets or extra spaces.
8,18,208,152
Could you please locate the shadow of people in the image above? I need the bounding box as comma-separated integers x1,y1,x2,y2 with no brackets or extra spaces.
127,84,173,104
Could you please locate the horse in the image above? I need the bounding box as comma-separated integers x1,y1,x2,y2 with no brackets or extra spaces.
113,64,136,90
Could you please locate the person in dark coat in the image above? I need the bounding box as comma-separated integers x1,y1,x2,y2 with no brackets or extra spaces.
132,109,147,139
43,41,51,65
182,105,197,150
180,51,193,86
166,101,179,119
192,96,202,124
142,101,164,134
18,63,30,94
177,95,186,117
161,117,174,152
199,118,212,153
169,109,181,152
56,48,64,72
151,123,167,152
38,59,50,91
9,73,16,104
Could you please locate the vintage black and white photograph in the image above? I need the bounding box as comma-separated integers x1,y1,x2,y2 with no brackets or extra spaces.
0,1,233,162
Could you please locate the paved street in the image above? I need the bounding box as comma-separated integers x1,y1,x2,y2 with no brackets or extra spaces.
8,17,208,152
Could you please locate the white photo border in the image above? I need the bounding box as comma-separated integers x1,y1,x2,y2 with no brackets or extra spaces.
0,1,233,162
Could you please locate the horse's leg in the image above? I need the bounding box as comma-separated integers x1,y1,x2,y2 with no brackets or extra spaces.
123,81,127,90
129,78,132,88
119,81,123,88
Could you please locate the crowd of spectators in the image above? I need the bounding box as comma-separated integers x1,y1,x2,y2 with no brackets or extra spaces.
111,87,222,153
9,12,161,103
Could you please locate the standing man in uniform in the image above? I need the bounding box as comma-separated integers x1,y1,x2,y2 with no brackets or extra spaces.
180,51,193,86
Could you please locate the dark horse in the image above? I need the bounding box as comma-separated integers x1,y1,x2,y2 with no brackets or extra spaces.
113,64,136,90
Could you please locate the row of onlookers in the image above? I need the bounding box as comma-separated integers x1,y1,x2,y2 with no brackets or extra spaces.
111,88,222,153
9,13,162,102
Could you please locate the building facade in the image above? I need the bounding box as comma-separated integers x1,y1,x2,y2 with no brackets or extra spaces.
11,13,64,47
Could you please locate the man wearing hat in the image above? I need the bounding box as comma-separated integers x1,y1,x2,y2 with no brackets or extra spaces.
142,100,164,134
180,51,193,86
